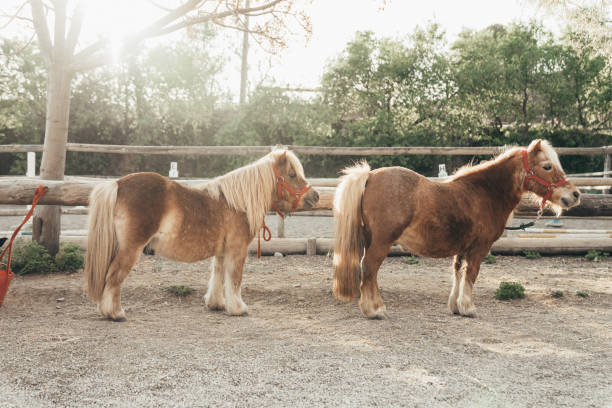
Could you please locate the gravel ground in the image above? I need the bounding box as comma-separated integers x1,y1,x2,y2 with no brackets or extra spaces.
1,254,611,407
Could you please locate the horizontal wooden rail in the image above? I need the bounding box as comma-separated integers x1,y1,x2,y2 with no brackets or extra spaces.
1,143,610,156
2,175,609,187
58,236,612,256
0,177,610,216
309,177,611,187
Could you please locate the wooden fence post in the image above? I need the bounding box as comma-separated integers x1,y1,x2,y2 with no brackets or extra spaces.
277,216,285,238
604,148,611,194
306,237,317,256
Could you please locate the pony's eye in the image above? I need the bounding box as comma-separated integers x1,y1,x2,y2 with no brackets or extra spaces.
543,165,552,171
289,173,296,179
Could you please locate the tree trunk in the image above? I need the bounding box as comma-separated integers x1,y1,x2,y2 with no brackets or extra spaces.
33,65,74,255
239,0,250,105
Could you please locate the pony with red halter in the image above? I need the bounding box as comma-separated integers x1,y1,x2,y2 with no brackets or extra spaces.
332,140,580,319
85,148,319,321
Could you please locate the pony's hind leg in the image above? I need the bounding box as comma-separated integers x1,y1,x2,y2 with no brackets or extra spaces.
204,256,225,310
223,251,248,316
448,254,465,314
359,241,392,319
99,245,142,321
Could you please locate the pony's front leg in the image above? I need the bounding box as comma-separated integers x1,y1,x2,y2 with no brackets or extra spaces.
223,252,248,316
457,249,487,317
204,256,225,311
448,254,465,314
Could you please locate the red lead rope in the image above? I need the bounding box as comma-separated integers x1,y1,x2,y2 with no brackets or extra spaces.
257,168,312,258
0,184,48,307
521,150,567,210
257,218,272,258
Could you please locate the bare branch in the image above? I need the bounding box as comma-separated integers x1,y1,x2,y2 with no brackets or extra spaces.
0,1,30,29
29,0,53,63
0,13,33,27
53,0,66,60
66,0,86,56
70,0,289,72
157,0,283,37
73,0,203,63
146,0,174,12
69,50,113,72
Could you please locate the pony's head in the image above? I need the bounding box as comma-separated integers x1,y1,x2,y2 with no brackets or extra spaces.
270,148,319,213
524,139,580,213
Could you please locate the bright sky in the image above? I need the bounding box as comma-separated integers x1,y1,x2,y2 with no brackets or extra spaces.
221,0,558,98
4,0,558,99
263,0,545,88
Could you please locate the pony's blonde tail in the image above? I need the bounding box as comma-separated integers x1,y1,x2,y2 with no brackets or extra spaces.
333,161,371,300
85,181,119,302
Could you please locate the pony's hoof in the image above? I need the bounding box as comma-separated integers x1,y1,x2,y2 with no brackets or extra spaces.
373,310,389,320
108,309,127,322
227,301,248,316
228,309,248,317
362,305,388,320
204,293,226,311
448,298,460,315
458,303,477,317
205,298,226,311
206,303,226,311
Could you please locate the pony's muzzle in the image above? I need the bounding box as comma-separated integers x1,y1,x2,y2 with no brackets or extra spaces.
304,189,319,208
560,187,581,209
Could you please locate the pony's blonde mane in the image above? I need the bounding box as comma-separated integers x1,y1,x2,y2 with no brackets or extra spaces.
203,148,304,236
450,146,521,180
450,140,563,180
536,139,563,171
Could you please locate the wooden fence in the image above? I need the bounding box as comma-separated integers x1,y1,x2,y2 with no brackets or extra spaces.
1,143,611,255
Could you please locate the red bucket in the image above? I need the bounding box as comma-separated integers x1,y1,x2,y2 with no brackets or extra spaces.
0,184,47,307
0,268,12,307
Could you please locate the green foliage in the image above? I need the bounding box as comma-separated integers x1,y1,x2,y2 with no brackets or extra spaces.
404,256,419,265
575,291,589,298
54,243,84,272
551,290,564,298
9,240,84,274
10,240,57,275
166,285,195,297
585,250,609,262
523,250,541,259
495,282,526,300
484,253,496,264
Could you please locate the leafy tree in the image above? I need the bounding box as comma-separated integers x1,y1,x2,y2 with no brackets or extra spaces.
0,39,46,174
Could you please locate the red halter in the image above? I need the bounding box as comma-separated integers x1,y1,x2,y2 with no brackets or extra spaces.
257,168,312,258
271,167,312,217
521,149,567,210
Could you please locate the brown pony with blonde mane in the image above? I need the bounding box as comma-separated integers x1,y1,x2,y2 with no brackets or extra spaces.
85,148,319,321
333,140,581,319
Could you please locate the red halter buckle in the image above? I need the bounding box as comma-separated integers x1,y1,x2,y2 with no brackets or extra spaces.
521,149,567,210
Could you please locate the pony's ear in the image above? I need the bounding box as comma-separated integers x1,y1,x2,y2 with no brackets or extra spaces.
277,151,287,166
528,139,542,152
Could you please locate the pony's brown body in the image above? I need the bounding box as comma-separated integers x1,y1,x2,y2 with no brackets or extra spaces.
117,173,246,263
367,160,521,258
85,149,318,321
333,140,581,319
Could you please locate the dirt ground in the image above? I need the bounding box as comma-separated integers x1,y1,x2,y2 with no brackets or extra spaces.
1,253,611,408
